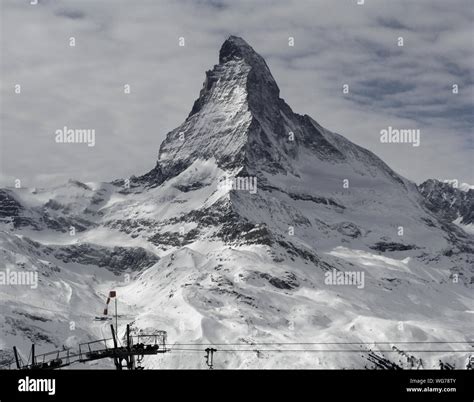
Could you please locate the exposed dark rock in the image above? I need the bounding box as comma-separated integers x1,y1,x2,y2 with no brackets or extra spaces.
419,179,473,225
332,222,362,238
0,190,23,219
50,244,158,274
259,272,299,290
148,228,200,247
174,181,209,192
288,192,345,209
370,242,418,252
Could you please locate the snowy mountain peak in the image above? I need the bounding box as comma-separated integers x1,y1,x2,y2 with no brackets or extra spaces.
219,36,265,65
141,37,413,189
218,35,280,97
141,37,285,185
188,36,280,119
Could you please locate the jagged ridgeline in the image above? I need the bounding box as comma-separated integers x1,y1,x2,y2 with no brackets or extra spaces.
0,37,472,369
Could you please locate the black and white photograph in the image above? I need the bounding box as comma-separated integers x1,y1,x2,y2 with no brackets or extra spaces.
0,0,472,399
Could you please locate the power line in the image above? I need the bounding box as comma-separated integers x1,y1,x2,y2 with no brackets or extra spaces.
168,348,472,353
171,341,473,346
167,340,473,355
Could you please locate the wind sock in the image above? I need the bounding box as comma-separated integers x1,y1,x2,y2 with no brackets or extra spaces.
103,290,116,316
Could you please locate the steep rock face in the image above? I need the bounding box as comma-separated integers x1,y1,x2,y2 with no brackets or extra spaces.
141,38,254,185
140,37,346,184
419,179,473,225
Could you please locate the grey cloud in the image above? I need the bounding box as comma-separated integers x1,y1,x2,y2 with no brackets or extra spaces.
376,17,411,31
55,8,86,20
0,0,472,187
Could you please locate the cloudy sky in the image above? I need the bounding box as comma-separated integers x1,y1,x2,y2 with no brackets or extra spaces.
0,0,472,188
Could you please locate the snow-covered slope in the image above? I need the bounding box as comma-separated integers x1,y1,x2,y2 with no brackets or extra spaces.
0,36,472,369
